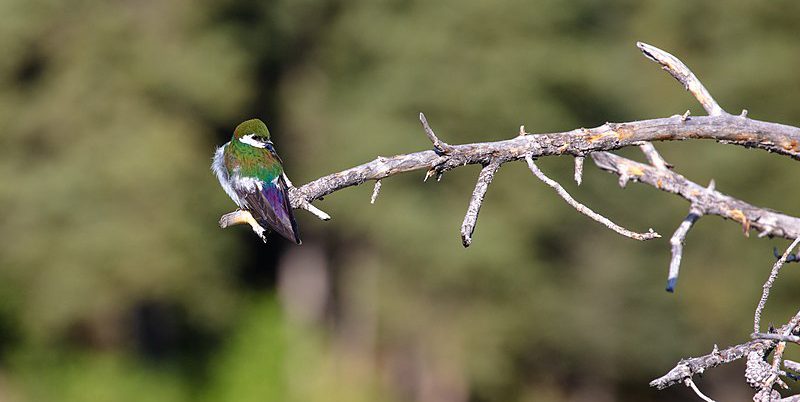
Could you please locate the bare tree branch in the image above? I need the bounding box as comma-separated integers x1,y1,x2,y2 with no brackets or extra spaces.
757,310,800,397
755,333,800,344
685,378,717,402
283,173,331,221
637,41,725,116
525,156,659,241
370,180,382,204
461,162,501,247
651,339,777,390
785,360,800,372
655,250,800,396
419,112,454,154
290,113,800,213
573,156,585,185
666,206,704,292
591,152,800,239
215,40,800,399
754,238,800,334
639,142,670,170
212,43,798,250
283,44,798,225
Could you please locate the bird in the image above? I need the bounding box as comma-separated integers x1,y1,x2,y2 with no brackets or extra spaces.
211,118,301,244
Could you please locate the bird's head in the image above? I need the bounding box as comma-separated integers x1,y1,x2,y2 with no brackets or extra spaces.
233,119,271,143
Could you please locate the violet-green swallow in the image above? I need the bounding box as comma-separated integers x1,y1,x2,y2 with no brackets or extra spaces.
212,119,300,244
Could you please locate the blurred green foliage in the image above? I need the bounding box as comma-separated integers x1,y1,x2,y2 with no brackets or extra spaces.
0,0,799,401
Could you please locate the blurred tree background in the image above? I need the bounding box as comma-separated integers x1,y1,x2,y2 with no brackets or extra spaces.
0,0,799,401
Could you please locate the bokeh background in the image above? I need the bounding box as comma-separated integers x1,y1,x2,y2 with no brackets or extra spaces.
1,0,800,401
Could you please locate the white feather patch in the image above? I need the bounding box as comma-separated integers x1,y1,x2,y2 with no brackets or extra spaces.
234,175,263,192
211,144,246,207
239,134,267,148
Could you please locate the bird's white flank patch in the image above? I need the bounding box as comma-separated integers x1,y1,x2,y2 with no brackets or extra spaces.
239,134,267,148
212,144,245,207
235,176,263,192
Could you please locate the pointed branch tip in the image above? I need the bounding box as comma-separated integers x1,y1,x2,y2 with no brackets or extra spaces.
526,155,659,241
666,206,703,293
574,156,585,185
461,162,501,247
636,42,725,116
754,237,800,334
419,112,453,154
302,202,331,221
370,180,382,204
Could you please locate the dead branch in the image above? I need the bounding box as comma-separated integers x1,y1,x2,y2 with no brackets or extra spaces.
276,43,800,246
654,242,800,398
754,238,800,333
650,339,777,390
573,156,585,185
666,206,704,292
636,42,725,116
461,161,501,247
419,112,454,154
639,142,670,171
218,40,800,400
754,333,800,344
290,112,800,212
525,156,659,241
685,378,717,402
370,180,382,204
590,152,800,240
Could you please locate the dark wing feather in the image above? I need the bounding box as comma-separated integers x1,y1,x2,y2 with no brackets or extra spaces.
240,175,301,244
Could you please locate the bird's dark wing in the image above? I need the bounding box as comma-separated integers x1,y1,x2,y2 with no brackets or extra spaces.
239,175,301,244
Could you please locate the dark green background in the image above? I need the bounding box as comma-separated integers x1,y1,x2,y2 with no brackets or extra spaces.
1,0,799,401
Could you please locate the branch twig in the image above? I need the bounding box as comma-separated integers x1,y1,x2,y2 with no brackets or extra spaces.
525,156,659,241
637,41,726,116
574,156,585,185
785,360,800,372
461,162,501,247
370,180,382,204
419,112,453,154
685,378,716,402
666,205,704,292
754,238,800,334
639,142,670,170
754,333,800,344
758,309,800,396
